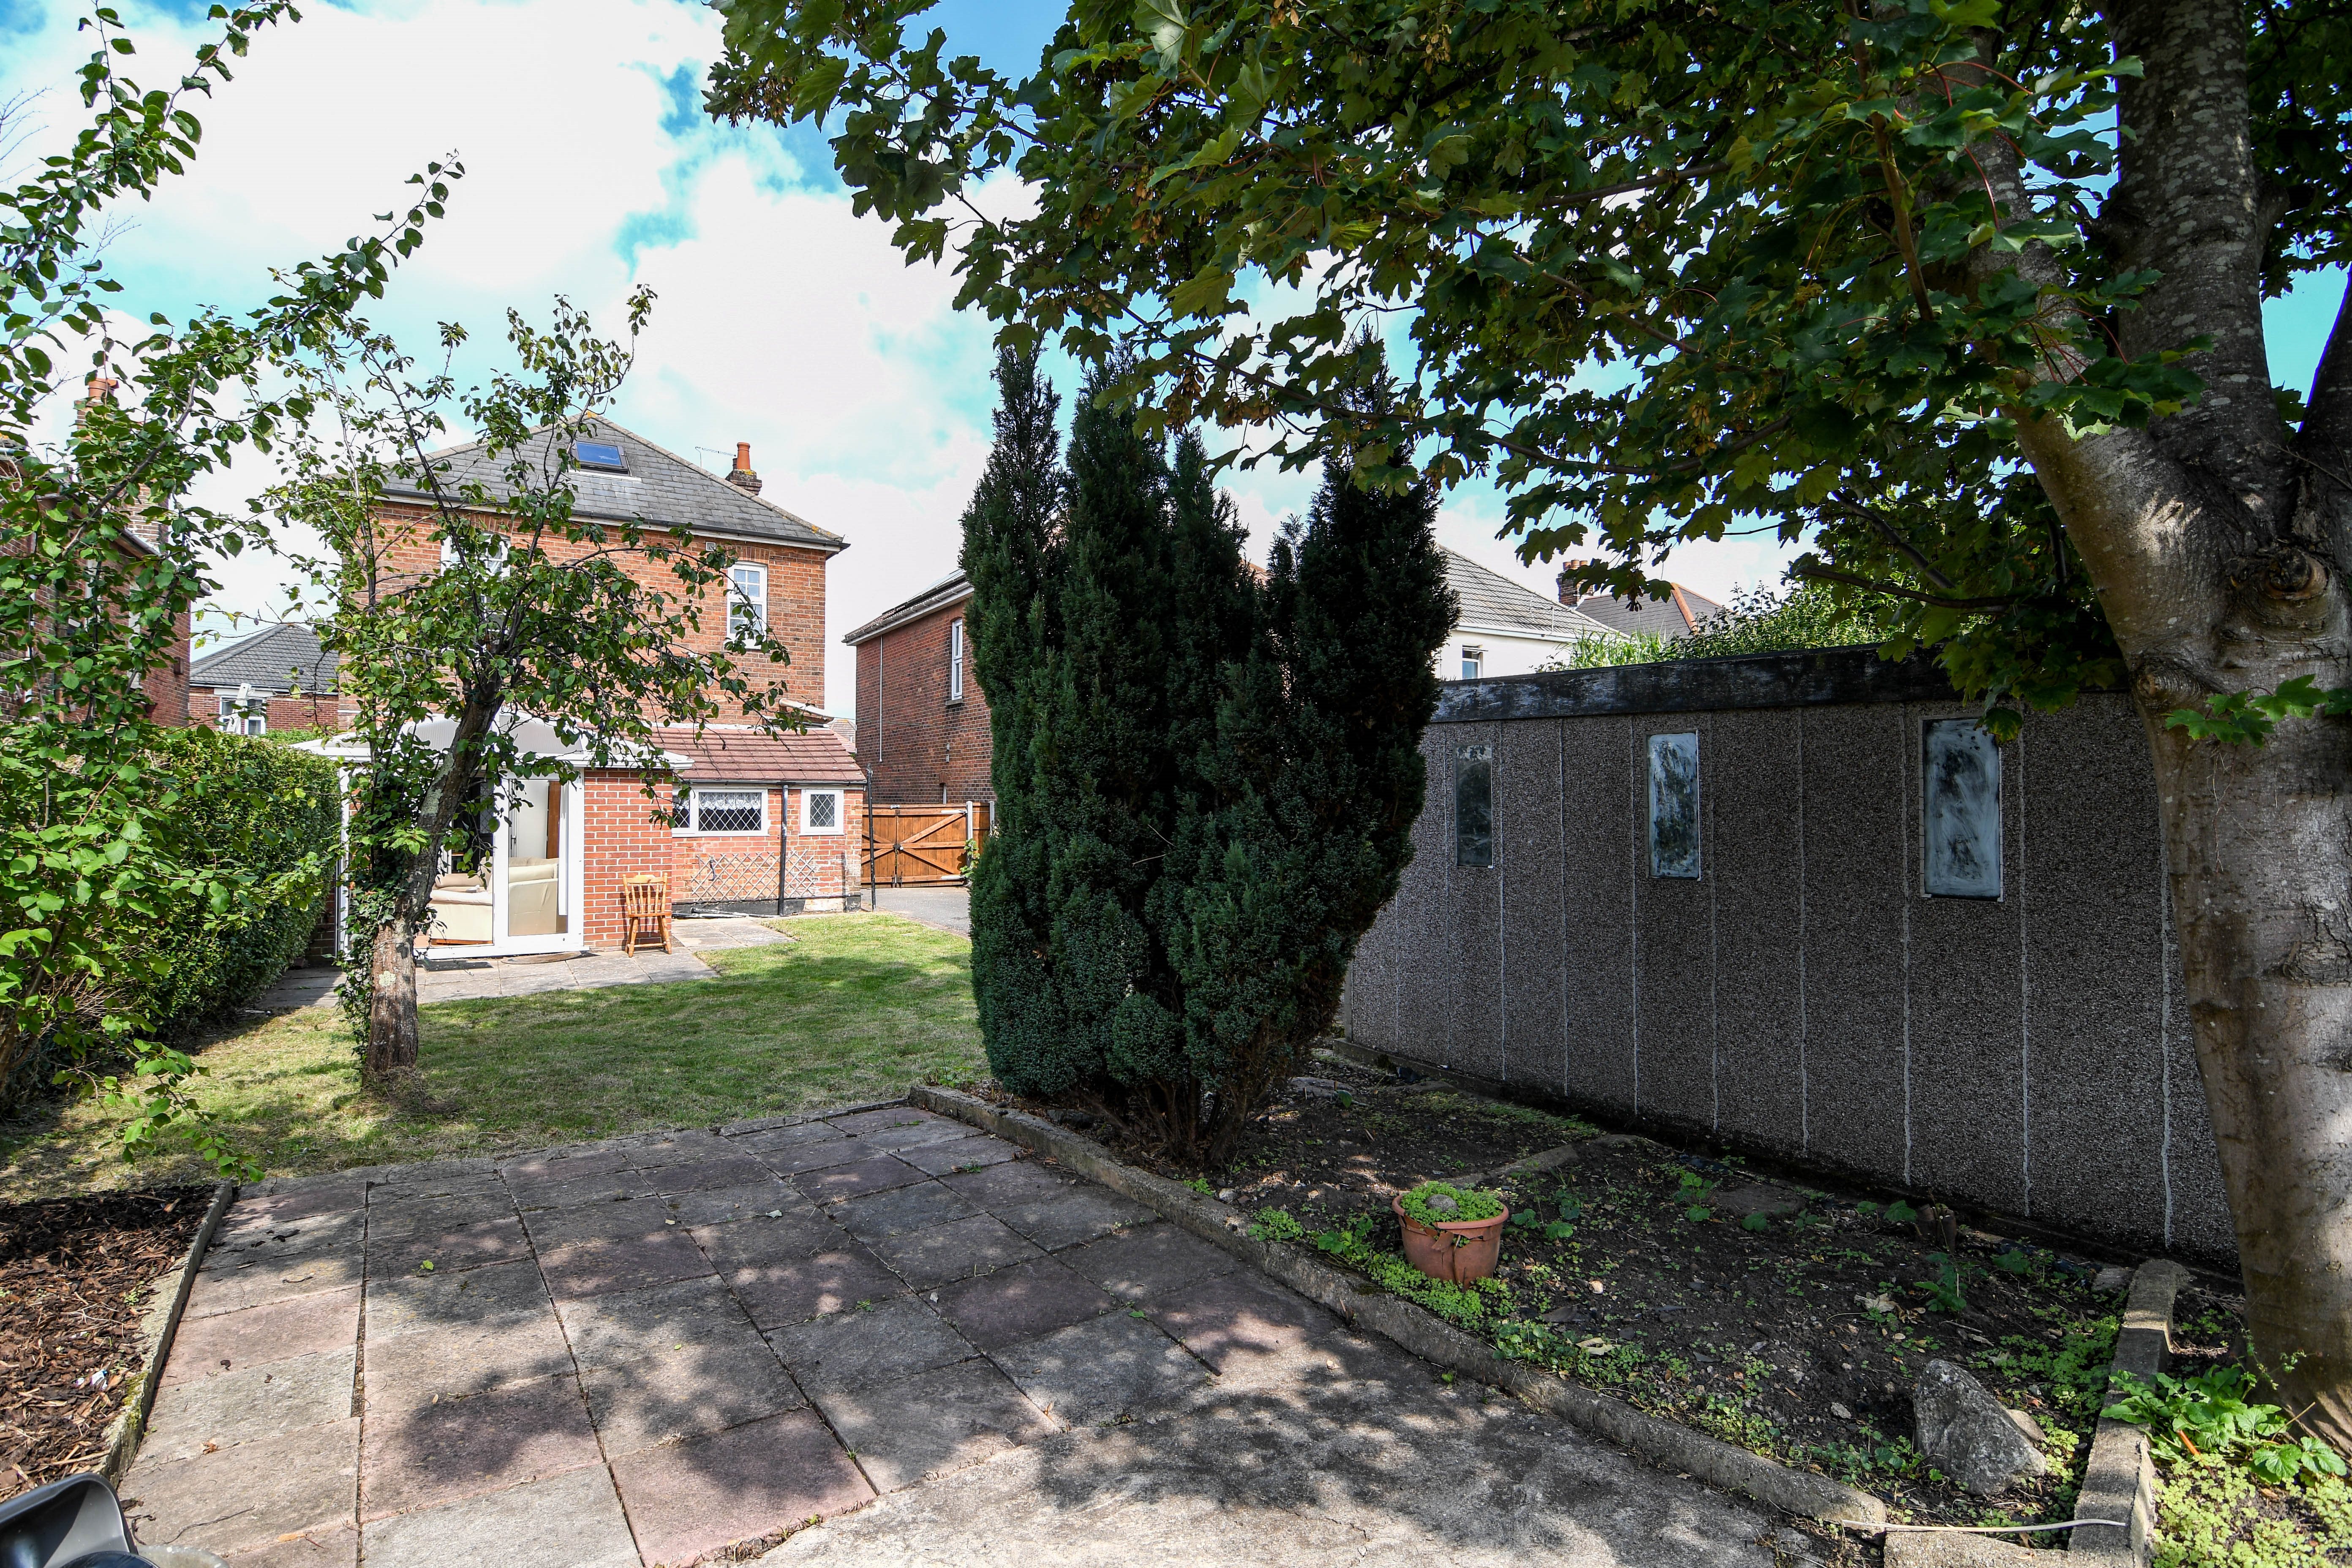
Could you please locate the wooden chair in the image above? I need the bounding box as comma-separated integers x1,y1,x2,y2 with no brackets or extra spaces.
621,874,672,956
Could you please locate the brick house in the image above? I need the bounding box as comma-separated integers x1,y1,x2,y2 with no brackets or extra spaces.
841,570,993,805
305,420,863,953
187,621,343,735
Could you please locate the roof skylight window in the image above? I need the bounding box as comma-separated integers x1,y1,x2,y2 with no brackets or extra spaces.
573,439,627,472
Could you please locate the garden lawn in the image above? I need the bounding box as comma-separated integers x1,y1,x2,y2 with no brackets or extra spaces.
0,913,982,1201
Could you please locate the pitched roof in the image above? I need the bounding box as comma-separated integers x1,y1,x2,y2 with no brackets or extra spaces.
381,418,846,556
1444,550,1617,642
189,621,337,693
1559,577,1726,640
654,726,866,786
841,570,971,646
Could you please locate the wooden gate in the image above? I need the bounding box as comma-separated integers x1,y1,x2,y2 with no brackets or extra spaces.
864,802,991,886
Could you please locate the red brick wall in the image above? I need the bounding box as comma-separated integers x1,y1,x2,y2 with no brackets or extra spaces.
373,504,830,723
581,770,679,949
187,685,347,735
855,598,993,804
663,781,865,915
144,604,190,727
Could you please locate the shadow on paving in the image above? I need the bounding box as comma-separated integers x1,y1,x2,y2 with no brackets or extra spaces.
118,1109,1782,1568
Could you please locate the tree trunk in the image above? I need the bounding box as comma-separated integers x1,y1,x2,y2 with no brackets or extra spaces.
363,915,421,1080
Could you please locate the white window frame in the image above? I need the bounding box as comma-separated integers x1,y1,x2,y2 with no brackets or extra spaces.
675,786,768,836
216,692,267,736
729,563,769,642
947,616,965,702
800,787,845,836
1461,646,1484,680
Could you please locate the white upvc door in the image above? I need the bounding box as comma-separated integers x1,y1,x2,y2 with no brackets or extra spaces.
488,777,584,956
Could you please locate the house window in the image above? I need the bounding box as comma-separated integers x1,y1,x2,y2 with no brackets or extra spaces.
439,534,510,573
683,787,765,834
1461,646,1484,680
802,788,844,836
216,693,266,736
1455,744,1493,868
572,439,628,472
729,564,768,642
948,617,965,702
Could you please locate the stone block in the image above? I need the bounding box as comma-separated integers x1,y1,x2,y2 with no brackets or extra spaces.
1914,1359,2047,1496
607,1410,871,1564
142,1348,355,1462
579,1336,806,1458
161,1285,359,1389
1057,1222,1240,1304
359,1372,601,1519
931,1258,1116,1352
730,1247,909,1331
122,1418,358,1557
537,1228,714,1302
833,1181,977,1243
811,1358,1052,1492
358,1463,638,1568
990,1309,1209,1426
868,1215,1043,1291
767,1294,976,1393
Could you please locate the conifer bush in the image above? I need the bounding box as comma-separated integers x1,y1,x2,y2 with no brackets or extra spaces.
962,350,1453,1165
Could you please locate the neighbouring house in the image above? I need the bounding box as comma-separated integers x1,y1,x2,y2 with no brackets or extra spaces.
1439,548,1621,680
187,621,342,735
842,569,992,806
304,422,864,953
1554,556,1725,641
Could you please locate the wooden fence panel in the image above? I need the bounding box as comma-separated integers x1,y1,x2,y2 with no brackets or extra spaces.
864,802,991,885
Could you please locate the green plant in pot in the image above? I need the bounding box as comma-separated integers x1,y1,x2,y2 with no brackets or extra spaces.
1394,1181,1510,1285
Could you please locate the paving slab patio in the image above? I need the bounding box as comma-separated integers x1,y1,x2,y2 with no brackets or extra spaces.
120,1101,1785,1567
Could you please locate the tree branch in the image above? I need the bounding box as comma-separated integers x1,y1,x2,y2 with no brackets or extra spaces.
1827,490,1958,589
1791,561,2028,610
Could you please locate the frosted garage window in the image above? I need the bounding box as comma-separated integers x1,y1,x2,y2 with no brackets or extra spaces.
1455,744,1493,868
1923,719,2002,898
692,789,765,834
1648,732,1701,879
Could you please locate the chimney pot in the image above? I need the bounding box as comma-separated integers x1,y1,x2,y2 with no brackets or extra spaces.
726,441,763,495
1557,556,1590,605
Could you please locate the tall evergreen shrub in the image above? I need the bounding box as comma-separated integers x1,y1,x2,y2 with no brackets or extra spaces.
963,350,1452,1164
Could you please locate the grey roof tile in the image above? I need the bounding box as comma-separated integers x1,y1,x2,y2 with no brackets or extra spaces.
1443,550,1617,642
382,419,846,555
188,622,337,693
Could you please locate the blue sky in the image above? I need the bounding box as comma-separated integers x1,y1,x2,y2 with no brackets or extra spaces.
1,0,2341,716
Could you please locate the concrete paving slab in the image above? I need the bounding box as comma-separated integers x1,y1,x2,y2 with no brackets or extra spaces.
161,1285,361,1389
553,1276,762,1370
1149,1271,1343,1383
991,1309,1212,1427
234,1523,357,1568
205,1211,366,1270
835,1111,976,1153
364,1188,518,1242
221,1179,368,1233
833,1181,977,1243
607,1410,871,1565
123,1417,359,1557
363,1157,504,1193
793,1153,925,1204
580,1337,807,1457
182,1252,365,1316
415,946,710,1004
360,1465,640,1568
508,1167,659,1211
932,1258,1119,1352
750,1135,868,1177
730,1247,908,1331
501,1147,631,1184
359,1372,601,1519
642,1152,775,1193
370,1216,536,1279
362,1309,574,1408
518,1195,675,1248
730,1119,849,1152
618,1128,733,1167
991,1189,1158,1252
940,1160,1076,1209
1059,1221,1242,1304
365,1258,550,1339
868,1214,1044,1291
538,1228,714,1301
825,1107,945,1138
768,1295,977,1393
657,1178,803,1228
140,1347,356,1462
869,885,969,937
811,1358,1053,1493
690,1209,849,1271
895,1133,1024,1176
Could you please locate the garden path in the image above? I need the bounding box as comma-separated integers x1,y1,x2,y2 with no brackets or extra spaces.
119,1105,1784,1567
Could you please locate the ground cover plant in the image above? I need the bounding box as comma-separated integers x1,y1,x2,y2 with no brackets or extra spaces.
0,1187,208,1496
1059,1054,2205,1530
0,914,980,1200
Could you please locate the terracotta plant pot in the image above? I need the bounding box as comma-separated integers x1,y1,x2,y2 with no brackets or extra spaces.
1393,1195,1508,1285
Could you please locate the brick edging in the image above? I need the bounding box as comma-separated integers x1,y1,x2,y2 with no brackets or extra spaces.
907,1084,1886,1527
105,1178,237,1482
2068,1260,2190,1565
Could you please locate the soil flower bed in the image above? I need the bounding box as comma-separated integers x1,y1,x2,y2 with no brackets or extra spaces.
1038,1054,2240,1535
1,1186,208,1499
